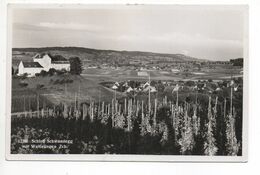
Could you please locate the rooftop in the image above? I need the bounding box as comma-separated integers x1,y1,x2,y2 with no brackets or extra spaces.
34,53,70,64
22,61,43,68
48,54,69,63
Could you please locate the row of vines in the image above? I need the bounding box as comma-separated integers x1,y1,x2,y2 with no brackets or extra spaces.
11,88,242,155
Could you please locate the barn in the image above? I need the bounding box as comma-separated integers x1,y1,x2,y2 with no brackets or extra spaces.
18,61,44,77
33,53,70,71
48,54,70,71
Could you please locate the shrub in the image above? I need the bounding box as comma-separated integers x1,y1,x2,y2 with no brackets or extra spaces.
39,70,48,77
185,81,195,87
59,79,65,84
55,70,65,75
19,82,28,87
54,79,60,84
36,84,44,89
48,68,56,76
20,73,28,79
67,79,73,83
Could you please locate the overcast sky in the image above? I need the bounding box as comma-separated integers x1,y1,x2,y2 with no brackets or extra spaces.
12,5,247,60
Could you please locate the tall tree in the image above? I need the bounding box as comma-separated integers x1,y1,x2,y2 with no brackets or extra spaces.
69,57,83,75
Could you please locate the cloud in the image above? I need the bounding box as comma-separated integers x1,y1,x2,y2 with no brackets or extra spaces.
13,22,243,60
37,22,103,31
13,23,45,31
14,22,105,33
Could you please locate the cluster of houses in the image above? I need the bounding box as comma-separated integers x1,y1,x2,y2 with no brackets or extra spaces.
18,53,70,77
110,79,241,95
111,81,157,94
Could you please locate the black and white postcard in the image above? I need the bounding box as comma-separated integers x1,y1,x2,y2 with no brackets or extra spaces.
6,4,248,162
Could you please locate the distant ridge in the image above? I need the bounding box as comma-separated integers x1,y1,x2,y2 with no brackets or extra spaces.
12,46,206,63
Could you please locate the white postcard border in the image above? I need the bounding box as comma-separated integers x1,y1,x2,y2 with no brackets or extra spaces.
5,4,249,162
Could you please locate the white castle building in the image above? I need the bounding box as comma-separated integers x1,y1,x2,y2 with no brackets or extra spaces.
18,53,70,77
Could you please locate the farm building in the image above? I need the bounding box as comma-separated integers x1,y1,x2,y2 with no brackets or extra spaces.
143,86,157,93
126,87,133,93
18,53,70,77
18,61,44,77
171,68,180,73
33,53,70,71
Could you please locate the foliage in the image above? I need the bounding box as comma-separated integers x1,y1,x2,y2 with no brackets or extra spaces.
19,81,28,87
185,81,195,87
36,84,45,89
204,96,218,156
230,58,243,67
48,68,56,76
39,70,48,77
225,107,240,156
178,107,195,155
20,73,28,79
69,57,83,75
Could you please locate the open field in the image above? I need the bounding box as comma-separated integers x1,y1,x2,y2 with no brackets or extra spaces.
82,66,242,82
12,74,126,112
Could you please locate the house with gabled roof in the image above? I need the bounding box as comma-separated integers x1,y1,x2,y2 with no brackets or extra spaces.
33,53,70,71
18,53,71,77
18,61,44,77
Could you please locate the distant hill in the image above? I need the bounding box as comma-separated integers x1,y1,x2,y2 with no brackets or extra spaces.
12,47,205,66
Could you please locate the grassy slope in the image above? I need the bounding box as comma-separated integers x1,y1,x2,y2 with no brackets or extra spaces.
12,74,126,107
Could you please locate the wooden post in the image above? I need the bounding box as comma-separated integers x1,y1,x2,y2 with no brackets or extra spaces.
172,104,177,143
82,104,87,120
63,103,68,119
91,102,94,121
136,100,139,117
28,96,31,111
224,98,227,120
141,100,144,122
115,100,118,114
148,74,151,115
111,100,114,127
23,95,26,112
176,89,179,106
230,85,233,116
98,88,101,117
37,94,39,118
214,96,218,113
74,92,77,111
102,101,105,118
124,98,127,115
153,98,157,126
172,104,175,127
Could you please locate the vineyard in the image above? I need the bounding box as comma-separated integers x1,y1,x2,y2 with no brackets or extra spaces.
11,81,242,155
